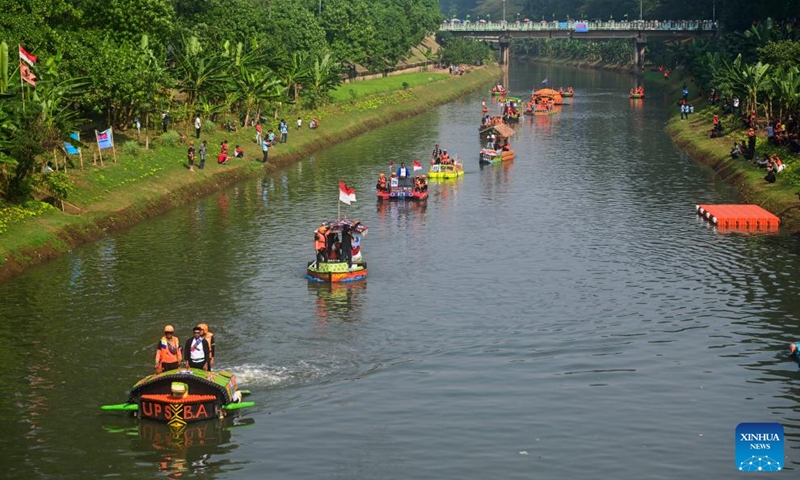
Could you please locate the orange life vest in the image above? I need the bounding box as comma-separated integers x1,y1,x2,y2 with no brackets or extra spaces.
314,231,326,250
156,336,182,364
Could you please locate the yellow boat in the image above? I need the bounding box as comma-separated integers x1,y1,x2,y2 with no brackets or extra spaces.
428,162,464,179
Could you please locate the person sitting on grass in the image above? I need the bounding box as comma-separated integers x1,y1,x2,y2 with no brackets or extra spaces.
765,162,777,183
771,154,786,172
234,145,244,158
730,142,742,159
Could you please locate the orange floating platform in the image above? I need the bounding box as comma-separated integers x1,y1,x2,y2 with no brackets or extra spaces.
696,204,780,233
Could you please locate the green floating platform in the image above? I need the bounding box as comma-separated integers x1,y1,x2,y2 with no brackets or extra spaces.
101,403,138,411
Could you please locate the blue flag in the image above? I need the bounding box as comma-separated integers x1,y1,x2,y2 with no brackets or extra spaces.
64,132,80,155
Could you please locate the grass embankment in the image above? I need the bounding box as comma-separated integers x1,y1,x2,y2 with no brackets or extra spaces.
0,66,500,281
649,69,800,233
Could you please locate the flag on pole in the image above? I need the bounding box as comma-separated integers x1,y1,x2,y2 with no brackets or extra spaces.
339,181,356,205
64,132,81,155
96,128,114,149
541,78,548,84
20,62,36,86
413,161,422,171
19,46,37,66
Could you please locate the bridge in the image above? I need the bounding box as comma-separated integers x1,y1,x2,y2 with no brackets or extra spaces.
440,20,718,67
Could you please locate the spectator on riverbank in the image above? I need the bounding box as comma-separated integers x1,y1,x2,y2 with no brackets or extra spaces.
280,121,289,144
765,163,777,183
199,141,207,170
261,139,269,163
730,142,742,159
187,140,195,172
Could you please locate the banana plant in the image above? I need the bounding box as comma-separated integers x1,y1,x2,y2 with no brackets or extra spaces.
0,42,8,94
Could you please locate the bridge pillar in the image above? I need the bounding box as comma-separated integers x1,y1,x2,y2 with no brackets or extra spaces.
632,39,646,70
498,38,511,66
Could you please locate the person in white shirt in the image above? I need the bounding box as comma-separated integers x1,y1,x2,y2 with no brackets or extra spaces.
194,116,202,139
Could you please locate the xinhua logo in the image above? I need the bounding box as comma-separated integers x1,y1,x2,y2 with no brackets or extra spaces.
736,423,784,471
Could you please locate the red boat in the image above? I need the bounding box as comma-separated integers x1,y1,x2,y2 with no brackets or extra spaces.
377,176,428,201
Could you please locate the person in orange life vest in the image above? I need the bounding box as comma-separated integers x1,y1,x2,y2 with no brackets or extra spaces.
155,325,182,373
184,325,210,371
197,323,216,367
314,225,328,264
440,151,450,164
376,173,388,192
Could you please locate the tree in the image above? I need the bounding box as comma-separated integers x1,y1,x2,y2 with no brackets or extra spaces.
304,53,342,108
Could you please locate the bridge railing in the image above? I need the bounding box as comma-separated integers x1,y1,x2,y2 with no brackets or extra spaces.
440,20,717,32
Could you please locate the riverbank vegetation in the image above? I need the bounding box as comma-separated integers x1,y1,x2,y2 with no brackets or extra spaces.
0,0,447,207
0,64,499,279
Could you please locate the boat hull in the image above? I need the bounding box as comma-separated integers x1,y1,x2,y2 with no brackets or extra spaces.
630,94,645,99
103,369,251,426
377,190,428,200
428,164,464,179
307,261,367,283
479,149,515,164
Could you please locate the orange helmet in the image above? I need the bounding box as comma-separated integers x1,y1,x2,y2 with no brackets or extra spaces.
197,323,209,334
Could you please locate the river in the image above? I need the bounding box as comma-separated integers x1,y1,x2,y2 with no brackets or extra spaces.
1,61,799,479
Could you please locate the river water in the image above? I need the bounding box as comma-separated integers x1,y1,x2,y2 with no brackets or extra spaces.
2,62,800,479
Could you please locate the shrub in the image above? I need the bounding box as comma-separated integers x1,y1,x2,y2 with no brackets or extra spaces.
42,172,74,201
122,140,140,157
202,120,216,133
157,131,181,147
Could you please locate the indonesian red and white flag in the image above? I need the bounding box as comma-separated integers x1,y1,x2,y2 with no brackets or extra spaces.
19,45,37,66
339,181,356,205
20,61,36,86
413,161,422,171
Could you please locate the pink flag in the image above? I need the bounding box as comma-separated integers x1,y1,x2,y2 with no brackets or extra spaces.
19,45,36,66
339,181,356,205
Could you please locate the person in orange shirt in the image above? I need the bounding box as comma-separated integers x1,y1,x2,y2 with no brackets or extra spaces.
155,325,182,373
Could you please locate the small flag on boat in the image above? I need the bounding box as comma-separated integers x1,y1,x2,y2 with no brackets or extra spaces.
339,181,356,205
541,78,548,84
413,161,422,171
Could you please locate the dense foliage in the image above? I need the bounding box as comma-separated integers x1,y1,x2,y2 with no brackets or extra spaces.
511,38,631,64
663,24,800,124
0,0,444,203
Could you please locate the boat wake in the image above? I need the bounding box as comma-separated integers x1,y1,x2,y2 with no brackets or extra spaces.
224,362,327,387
